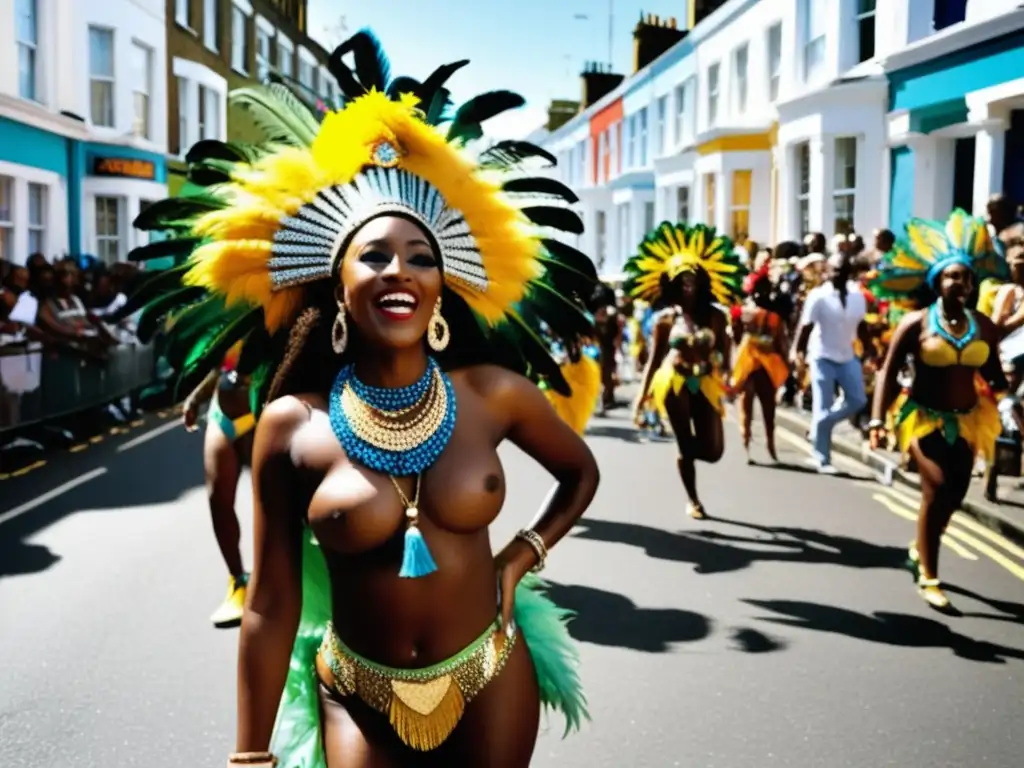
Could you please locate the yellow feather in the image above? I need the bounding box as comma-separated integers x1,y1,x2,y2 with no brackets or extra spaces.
543,356,601,435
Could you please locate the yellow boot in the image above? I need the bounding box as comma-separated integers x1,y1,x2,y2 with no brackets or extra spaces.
211,573,248,628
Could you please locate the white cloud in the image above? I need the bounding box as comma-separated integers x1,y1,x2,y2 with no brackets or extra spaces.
486,104,547,140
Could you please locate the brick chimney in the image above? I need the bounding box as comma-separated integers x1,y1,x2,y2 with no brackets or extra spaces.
580,61,625,110
632,12,687,72
686,0,730,30
547,99,581,131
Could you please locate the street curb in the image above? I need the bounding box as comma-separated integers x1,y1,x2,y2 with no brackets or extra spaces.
774,407,1024,551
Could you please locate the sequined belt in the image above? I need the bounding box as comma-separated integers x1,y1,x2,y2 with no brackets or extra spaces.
749,334,774,351
317,619,516,752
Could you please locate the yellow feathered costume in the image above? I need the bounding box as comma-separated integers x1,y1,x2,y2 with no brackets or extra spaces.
543,351,601,435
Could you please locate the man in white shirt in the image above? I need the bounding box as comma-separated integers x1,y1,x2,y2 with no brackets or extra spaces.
793,253,875,473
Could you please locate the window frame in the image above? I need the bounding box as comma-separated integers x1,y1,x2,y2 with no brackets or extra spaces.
27,182,46,256
16,0,39,102
705,173,717,225
803,0,827,84
707,63,720,129
203,0,219,52
733,44,749,115
231,4,250,74
796,141,811,237
856,0,876,63
131,42,153,140
676,186,690,222
767,23,782,102
174,0,193,29
88,26,116,128
730,170,752,243
832,136,857,235
0,176,13,263
95,195,123,264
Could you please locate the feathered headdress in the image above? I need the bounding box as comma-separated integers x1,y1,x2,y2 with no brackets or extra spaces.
623,221,746,306
122,30,597,409
872,208,1006,298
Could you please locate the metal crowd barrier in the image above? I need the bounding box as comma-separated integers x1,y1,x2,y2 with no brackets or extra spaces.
0,343,156,435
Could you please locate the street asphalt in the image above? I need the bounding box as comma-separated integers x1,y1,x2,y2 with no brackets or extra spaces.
2,403,1023,768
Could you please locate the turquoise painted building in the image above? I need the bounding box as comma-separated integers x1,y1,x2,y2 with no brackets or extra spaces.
0,116,167,264
886,25,1024,229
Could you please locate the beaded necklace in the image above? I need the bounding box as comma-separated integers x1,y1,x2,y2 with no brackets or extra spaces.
328,357,457,578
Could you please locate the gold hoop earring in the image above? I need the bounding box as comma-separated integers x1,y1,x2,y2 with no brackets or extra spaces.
428,299,450,352
332,290,348,354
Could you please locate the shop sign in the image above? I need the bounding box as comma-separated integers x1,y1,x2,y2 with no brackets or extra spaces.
93,157,156,180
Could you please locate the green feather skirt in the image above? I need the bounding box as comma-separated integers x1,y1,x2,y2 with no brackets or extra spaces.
268,529,588,766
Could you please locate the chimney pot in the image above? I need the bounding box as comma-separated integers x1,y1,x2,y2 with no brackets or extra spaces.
654,14,660,25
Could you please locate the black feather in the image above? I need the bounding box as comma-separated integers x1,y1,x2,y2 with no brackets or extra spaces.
386,76,421,100
327,45,366,100
521,206,584,235
502,177,579,204
111,265,189,321
479,140,556,169
134,196,224,231
185,140,248,165
347,29,391,92
426,87,454,125
127,237,202,263
540,238,599,281
415,60,469,106
187,161,232,186
504,314,570,395
447,91,525,143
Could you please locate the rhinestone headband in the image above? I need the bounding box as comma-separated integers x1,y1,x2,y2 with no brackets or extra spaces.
268,162,488,293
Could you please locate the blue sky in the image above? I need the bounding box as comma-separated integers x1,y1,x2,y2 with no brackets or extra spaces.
307,0,688,138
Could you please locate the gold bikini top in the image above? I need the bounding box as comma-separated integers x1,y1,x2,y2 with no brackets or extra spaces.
918,304,989,369
662,308,715,350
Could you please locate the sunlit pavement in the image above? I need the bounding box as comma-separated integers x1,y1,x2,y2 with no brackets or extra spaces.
2,405,1023,767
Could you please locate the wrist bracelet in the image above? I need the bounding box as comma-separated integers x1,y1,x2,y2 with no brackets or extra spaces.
228,752,277,766
867,419,885,430
515,529,548,573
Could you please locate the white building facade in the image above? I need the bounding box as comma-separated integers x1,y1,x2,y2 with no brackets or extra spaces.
541,0,1021,280
0,0,168,265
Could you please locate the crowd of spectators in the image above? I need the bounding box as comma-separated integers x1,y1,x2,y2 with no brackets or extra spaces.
0,253,146,437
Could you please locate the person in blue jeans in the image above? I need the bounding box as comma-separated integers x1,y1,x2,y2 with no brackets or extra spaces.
793,252,876,473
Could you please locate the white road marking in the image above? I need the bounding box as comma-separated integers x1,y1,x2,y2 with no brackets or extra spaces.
116,419,182,453
0,467,108,526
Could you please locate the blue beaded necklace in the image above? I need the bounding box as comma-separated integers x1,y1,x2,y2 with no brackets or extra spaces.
328,357,456,578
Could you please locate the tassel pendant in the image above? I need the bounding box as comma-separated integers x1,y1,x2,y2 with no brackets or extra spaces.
399,506,438,578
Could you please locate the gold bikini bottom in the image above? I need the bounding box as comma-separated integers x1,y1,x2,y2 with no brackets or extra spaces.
317,619,516,752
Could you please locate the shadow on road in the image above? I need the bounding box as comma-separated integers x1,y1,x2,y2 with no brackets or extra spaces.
751,460,874,482
943,585,1024,626
584,424,645,443
543,581,711,652
572,516,906,576
0,427,205,579
745,598,1024,664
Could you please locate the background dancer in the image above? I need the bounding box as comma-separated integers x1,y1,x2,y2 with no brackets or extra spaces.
182,342,253,628
130,30,598,768
870,210,1007,611
731,263,789,463
628,222,745,519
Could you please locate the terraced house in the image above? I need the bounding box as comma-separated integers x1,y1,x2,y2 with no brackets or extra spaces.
167,0,337,195
539,0,1024,282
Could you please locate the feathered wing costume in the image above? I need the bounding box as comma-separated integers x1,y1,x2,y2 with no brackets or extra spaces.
122,30,596,766
622,221,745,415
872,209,1006,462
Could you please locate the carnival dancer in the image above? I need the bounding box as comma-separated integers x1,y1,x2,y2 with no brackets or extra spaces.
181,341,255,627
731,263,789,463
627,221,745,519
129,29,599,768
870,209,1007,611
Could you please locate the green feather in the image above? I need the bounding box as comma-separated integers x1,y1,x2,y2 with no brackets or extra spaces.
230,84,320,147
137,286,207,342
127,237,203,263
514,574,589,736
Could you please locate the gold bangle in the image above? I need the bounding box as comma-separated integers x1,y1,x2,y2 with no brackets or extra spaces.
515,529,548,573
228,752,277,766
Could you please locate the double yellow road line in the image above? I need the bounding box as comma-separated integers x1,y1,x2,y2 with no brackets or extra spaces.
857,481,1024,583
